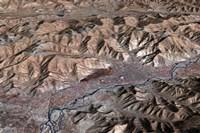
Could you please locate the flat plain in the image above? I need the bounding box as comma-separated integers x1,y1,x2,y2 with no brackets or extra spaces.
0,0,200,133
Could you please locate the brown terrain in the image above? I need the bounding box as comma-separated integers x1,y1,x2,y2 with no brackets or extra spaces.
0,0,200,133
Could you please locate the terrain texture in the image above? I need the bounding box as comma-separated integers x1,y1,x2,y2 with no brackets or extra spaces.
0,0,200,133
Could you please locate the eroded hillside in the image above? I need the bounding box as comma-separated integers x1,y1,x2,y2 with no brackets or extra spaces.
0,0,200,133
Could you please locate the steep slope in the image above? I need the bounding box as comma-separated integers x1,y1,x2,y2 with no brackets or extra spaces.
41,77,200,133
0,0,200,133
1,14,200,96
